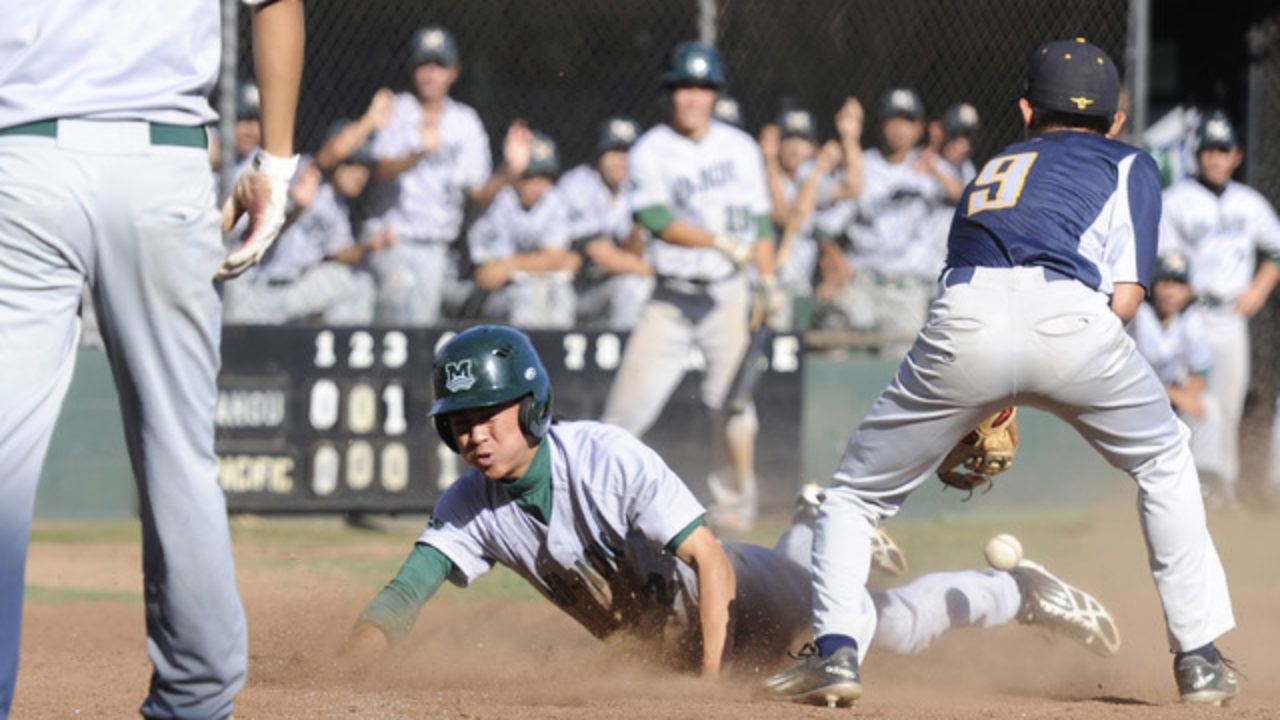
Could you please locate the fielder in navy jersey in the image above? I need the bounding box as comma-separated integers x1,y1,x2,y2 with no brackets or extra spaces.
768,38,1238,708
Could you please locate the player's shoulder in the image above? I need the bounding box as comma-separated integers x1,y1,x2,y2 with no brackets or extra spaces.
557,163,601,192
433,468,492,517
1222,179,1273,208
630,122,671,154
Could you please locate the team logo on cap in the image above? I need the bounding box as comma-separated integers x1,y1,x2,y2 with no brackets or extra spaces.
421,29,446,52
689,56,710,77
1070,96,1095,111
532,139,554,162
1205,117,1232,142
610,119,636,143
783,111,808,132
444,360,476,393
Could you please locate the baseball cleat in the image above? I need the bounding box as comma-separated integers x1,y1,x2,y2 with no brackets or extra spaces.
1009,559,1121,657
764,644,861,707
1175,647,1240,706
870,527,908,576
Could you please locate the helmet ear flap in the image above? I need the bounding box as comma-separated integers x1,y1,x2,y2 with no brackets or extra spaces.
434,415,459,453
519,394,550,441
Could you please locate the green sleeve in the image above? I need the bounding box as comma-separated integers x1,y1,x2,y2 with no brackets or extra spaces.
635,205,676,235
1268,255,1280,268
358,543,453,643
665,515,708,554
755,214,776,242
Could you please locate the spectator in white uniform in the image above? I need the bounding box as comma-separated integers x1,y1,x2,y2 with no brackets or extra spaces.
561,117,654,330
467,131,579,329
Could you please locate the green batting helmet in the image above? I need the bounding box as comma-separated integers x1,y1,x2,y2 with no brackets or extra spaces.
429,325,552,452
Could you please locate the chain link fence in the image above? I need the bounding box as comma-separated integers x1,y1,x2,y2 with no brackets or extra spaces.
224,0,1129,183
1242,9,1280,487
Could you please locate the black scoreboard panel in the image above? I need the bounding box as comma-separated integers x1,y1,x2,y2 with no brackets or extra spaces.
216,326,803,513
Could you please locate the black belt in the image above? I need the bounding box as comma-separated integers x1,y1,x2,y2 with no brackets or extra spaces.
0,119,207,149
942,265,1075,288
657,275,728,294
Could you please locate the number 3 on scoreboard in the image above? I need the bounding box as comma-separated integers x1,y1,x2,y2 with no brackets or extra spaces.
967,152,1037,216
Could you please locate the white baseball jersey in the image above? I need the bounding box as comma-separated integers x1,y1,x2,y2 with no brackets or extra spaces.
629,120,770,281
558,163,633,245
421,421,706,640
1131,303,1213,387
0,2,220,127
817,148,947,279
466,185,571,265
368,94,491,242
258,181,356,283
1159,178,1280,302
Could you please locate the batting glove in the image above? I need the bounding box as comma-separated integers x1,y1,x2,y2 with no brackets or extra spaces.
216,149,300,280
714,233,753,269
760,275,787,328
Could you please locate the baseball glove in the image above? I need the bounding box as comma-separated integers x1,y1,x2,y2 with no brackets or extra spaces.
937,407,1018,494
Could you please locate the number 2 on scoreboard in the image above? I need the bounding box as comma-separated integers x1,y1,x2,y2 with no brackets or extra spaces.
967,151,1037,216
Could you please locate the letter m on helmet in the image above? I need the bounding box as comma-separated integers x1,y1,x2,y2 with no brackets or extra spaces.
444,360,476,393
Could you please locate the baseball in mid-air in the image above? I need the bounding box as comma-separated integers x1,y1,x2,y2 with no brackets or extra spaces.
985,533,1023,571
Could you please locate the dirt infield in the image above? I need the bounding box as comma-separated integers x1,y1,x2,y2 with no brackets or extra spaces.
15,498,1280,719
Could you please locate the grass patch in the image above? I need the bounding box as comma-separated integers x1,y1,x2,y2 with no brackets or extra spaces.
25,585,140,606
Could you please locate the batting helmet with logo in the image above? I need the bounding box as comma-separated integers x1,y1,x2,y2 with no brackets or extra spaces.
665,41,725,89
429,325,553,451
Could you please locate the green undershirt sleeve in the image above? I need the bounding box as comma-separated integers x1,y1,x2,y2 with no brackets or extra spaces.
635,205,676,235
358,543,452,643
755,214,776,242
664,515,708,554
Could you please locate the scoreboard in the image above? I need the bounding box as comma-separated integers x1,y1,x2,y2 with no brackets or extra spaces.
216,326,803,513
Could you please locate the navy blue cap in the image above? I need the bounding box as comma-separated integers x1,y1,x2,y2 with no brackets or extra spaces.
880,88,925,121
777,108,817,140
665,41,725,88
411,26,459,67
942,102,980,136
236,82,261,120
1023,38,1119,117
597,117,641,153
1197,111,1239,151
524,131,559,177
713,95,743,128
1153,251,1191,283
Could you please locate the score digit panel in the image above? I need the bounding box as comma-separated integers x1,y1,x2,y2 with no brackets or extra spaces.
216,327,803,513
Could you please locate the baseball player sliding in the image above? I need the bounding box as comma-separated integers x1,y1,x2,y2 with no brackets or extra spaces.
600,41,779,534
341,326,1121,677
0,1,303,717
768,39,1239,708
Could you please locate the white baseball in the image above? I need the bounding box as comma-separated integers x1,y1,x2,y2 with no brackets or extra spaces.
984,533,1023,571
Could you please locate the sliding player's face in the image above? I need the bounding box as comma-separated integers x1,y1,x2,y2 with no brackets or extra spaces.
448,400,538,481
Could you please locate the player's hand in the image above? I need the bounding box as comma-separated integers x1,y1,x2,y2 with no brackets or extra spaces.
289,160,323,211
366,226,398,251
502,119,533,178
476,259,515,291
217,149,300,280
1234,285,1270,318
758,124,781,163
913,147,939,174
337,623,390,671
419,118,442,156
365,87,395,130
713,233,753,269
760,275,786,328
835,97,864,141
816,140,843,174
